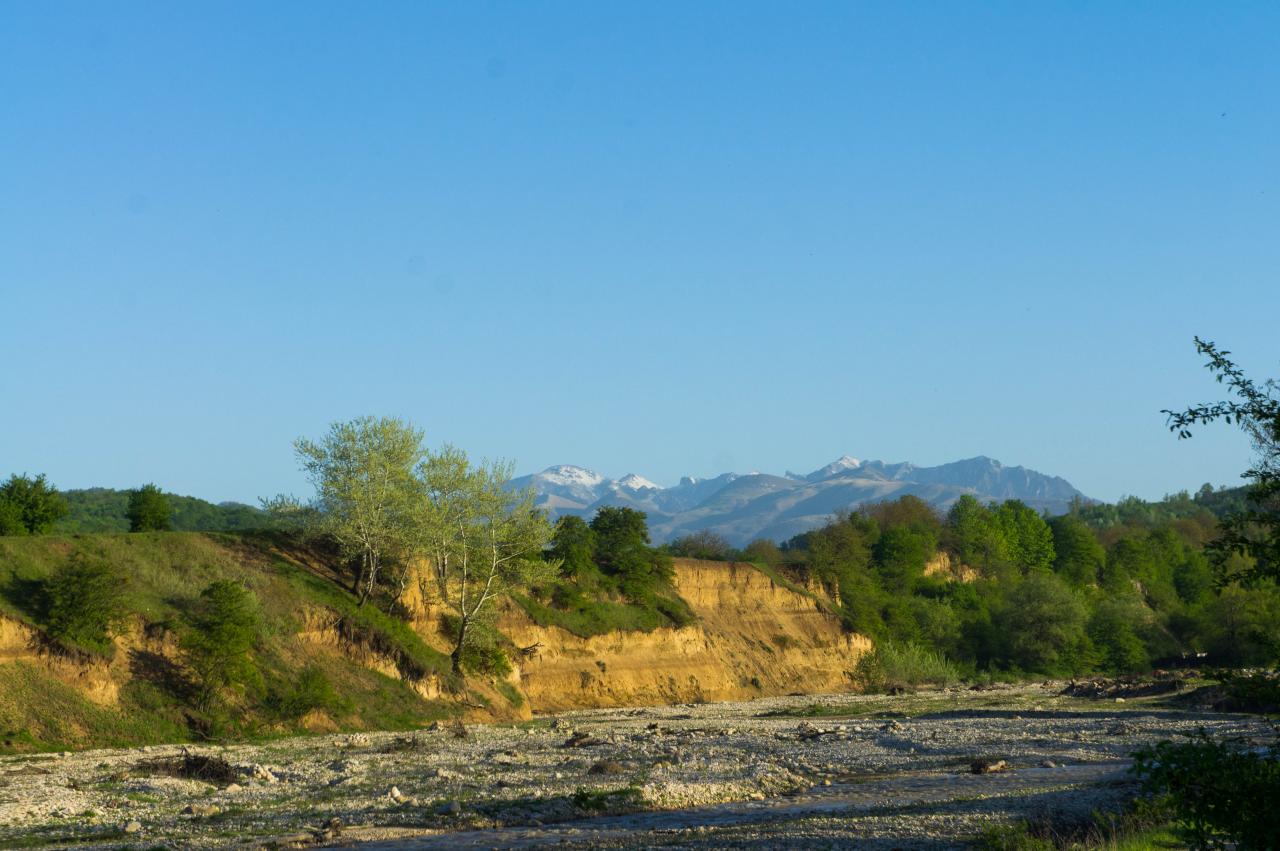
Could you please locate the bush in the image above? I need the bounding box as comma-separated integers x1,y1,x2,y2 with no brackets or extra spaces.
439,615,512,677
852,640,959,693
42,556,129,656
181,581,261,710
1133,732,1280,849
267,665,347,721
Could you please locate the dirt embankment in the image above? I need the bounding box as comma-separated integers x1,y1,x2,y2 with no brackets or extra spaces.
1,551,866,739
504,559,869,712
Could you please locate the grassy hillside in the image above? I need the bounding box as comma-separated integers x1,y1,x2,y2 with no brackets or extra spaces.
0,532,461,753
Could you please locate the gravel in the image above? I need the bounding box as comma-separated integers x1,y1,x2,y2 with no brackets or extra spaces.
0,682,1269,849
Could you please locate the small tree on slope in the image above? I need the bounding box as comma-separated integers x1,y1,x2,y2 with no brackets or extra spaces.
418,446,556,675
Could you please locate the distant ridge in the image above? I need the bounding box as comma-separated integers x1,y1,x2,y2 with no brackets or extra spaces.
510,456,1089,546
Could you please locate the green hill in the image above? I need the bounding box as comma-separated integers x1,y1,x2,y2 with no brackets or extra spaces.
0,532,464,752
55,488,271,533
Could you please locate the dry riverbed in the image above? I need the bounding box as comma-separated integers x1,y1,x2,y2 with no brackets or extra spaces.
0,683,1269,849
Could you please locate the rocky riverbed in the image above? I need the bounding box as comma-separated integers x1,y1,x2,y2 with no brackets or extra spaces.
0,682,1269,849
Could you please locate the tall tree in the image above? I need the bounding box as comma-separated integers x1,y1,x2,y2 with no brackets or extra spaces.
0,473,69,534
1049,514,1105,586
286,416,424,605
419,446,556,674
127,483,172,532
1165,338,1280,582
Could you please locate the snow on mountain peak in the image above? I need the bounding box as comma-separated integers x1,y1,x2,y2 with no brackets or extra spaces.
807,455,862,480
617,473,661,491
539,465,606,488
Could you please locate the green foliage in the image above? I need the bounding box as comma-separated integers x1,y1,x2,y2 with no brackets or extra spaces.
741,538,784,565
438,614,512,677
419,446,556,674
1211,670,1280,713
1048,514,1104,586
280,416,425,604
55,487,269,534
999,572,1089,675
127,484,172,532
0,474,68,535
521,507,693,638
1087,597,1149,673
590,506,674,600
1133,732,1280,850
1198,584,1280,666
1165,337,1280,584
42,555,129,656
181,581,262,711
852,640,959,693
667,529,737,561
267,665,348,721
549,515,597,581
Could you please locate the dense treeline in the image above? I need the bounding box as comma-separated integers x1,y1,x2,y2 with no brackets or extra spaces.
55,487,265,533
669,488,1279,678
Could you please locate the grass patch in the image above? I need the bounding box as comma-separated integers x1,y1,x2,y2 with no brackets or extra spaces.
512,589,691,638
853,640,960,693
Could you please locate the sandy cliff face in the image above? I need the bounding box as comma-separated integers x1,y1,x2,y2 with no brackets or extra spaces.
503,559,869,712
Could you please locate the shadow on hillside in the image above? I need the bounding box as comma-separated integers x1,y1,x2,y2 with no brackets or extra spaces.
0,575,47,622
129,649,195,703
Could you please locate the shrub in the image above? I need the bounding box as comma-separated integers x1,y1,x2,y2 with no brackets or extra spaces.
42,556,129,656
181,581,261,710
853,640,959,693
439,614,511,677
1132,732,1280,849
267,665,346,721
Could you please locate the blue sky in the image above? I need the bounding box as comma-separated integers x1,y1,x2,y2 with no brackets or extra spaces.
2,2,1277,505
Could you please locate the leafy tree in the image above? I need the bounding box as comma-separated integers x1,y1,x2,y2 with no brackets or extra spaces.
1087,597,1149,673
0,473,69,535
668,529,736,561
127,483,172,532
946,495,1011,575
181,580,261,710
43,555,128,656
418,446,556,675
589,507,672,600
999,572,1089,674
548,515,597,581
1049,514,1105,586
1165,338,1280,583
994,500,1055,574
279,416,424,604
1200,584,1280,666
0,499,24,536
873,525,933,592
741,538,784,566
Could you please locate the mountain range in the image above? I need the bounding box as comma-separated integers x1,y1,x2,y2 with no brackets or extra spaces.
510,456,1088,546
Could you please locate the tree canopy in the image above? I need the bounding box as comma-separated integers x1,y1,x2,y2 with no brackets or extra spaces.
127,483,172,532
0,473,68,535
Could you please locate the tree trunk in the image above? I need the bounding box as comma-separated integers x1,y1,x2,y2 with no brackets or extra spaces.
450,615,468,675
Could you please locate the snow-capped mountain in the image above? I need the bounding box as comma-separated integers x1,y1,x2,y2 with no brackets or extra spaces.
510,456,1089,546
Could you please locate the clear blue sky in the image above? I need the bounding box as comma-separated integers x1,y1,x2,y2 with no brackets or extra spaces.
2,2,1277,505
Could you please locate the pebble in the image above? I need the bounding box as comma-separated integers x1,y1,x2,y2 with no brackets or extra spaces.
122,820,142,834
